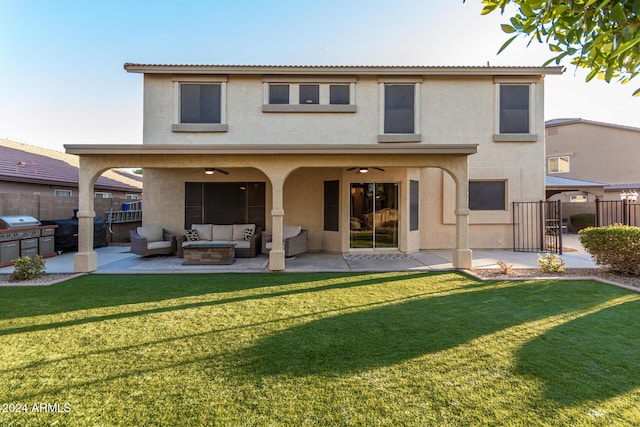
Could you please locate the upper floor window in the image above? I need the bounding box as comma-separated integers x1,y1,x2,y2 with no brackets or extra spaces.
330,85,350,105
378,79,421,143
299,84,319,104
493,78,537,142
269,85,290,104
262,78,356,112
384,84,415,134
500,85,529,133
172,76,227,132
180,84,221,124
548,156,570,173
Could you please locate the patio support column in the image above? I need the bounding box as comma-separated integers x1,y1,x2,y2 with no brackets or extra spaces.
452,163,472,269
265,168,289,272
73,158,100,273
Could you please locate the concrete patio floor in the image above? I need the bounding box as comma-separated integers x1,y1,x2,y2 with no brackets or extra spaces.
0,234,597,275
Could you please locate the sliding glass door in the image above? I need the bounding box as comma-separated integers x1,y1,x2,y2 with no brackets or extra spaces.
350,183,398,249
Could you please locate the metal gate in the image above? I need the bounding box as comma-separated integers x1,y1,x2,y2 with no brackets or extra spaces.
596,200,640,227
513,200,563,254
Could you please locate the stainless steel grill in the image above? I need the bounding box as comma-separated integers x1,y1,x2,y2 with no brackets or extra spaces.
0,215,41,229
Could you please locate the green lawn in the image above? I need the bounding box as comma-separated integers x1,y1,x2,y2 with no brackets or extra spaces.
1,272,639,426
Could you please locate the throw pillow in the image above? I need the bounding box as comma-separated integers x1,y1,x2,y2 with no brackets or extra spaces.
184,229,199,242
242,227,254,241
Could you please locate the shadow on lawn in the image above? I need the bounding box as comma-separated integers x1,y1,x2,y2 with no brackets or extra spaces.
0,272,406,321
0,272,451,335
240,281,640,403
515,297,640,405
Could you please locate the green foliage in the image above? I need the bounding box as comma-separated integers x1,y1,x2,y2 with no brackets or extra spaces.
467,0,640,95
579,224,640,275
537,252,566,273
570,213,595,230
11,255,46,281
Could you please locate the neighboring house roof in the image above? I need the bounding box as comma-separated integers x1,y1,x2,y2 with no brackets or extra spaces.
604,182,640,191
0,139,142,192
545,176,606,188
124,63,564,76
545,118,640,133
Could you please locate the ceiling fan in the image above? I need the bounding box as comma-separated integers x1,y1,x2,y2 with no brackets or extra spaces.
204,168,230,175
346,167,385,174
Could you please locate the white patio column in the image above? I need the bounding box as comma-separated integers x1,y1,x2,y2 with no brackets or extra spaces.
74,158,100,273
452,163,472,269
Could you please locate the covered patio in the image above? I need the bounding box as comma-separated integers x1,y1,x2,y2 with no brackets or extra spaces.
65,144,478,273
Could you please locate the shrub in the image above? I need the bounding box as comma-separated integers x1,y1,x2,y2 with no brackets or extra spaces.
537,252,566,273
570,213,595,231
579,225,640,276
11,255,46,281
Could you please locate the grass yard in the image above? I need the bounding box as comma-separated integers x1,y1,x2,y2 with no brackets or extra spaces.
1,272,639,426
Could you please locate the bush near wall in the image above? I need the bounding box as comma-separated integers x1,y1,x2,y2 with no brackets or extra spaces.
579,225,640,276
570,213,595,231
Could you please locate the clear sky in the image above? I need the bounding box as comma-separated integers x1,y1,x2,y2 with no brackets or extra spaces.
1,0,639,152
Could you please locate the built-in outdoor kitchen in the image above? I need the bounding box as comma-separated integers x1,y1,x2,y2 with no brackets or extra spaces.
0,215,58,267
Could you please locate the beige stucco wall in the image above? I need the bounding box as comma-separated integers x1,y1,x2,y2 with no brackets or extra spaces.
137,72,547,251
546,122,640,192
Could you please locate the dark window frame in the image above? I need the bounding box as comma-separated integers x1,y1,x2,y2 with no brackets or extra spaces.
180,83,222,124
269,84,290,104
329,85,350,105
299,84,320,104
469,180,507,211
384,84,415,134
499,85,529,134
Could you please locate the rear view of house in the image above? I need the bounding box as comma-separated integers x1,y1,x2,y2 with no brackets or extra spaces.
66,64,562,272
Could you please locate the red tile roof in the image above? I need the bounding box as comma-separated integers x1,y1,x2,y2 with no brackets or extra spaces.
0,139,142,192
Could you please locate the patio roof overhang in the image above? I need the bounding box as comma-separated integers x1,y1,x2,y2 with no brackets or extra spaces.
65,143,478,156
64,143,479,170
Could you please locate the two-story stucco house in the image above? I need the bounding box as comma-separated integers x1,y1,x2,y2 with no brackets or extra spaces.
65,64,563,273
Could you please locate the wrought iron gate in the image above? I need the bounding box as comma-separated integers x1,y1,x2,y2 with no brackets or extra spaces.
596,200,640,227
513,200,563,254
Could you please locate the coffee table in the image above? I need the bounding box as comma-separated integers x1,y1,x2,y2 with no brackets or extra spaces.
182,243,236,265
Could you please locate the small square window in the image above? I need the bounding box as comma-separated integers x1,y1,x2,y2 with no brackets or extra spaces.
469,181,506,210
330,85,350,104
299,85,319,104
548,156,570,173
180,84,221,124
269,85,290,104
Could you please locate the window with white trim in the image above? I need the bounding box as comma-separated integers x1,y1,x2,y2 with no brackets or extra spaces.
548,156,570,173
54,189,72,197
378,79,421,142
172,76,227,132
125,194,140,200
95,192,112,198
262,78,356,112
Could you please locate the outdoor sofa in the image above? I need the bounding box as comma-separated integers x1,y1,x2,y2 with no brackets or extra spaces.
177,223,262,258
